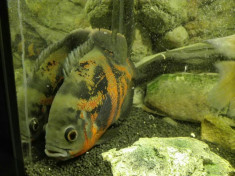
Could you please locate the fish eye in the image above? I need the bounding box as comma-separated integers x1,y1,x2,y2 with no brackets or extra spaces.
29,118,39,132
65,127,78,142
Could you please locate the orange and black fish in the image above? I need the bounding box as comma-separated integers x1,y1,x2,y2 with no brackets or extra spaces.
45,29,135,160
17,29,91,142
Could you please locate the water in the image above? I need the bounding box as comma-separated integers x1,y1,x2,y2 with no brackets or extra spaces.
7,0,235,175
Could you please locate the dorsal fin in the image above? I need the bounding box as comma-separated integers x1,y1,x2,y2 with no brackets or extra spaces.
33,29,91,75
62,37,94,77
91,29,127,64
62,29,129,78
33,40,62,74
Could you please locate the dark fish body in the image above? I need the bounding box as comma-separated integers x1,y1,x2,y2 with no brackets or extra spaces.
45,29,135,159
17,29,91,141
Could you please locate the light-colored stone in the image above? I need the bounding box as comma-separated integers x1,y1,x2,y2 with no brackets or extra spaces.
133,86,145,108
102,137,234,176
131,27,153,62
162,117,178,127
201,114,235,152
163,26,189,49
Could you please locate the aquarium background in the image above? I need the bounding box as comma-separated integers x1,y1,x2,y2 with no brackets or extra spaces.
7,0,235,175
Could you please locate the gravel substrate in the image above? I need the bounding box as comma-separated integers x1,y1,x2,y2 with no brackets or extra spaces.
25,107,235,176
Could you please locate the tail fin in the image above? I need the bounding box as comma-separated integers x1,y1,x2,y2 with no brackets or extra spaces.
208,61,235,110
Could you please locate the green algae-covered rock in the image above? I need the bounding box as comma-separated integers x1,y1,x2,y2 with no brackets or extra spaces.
144,73,219,122
202,114,235,152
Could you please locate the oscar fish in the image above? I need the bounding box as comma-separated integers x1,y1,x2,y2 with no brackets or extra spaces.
17,29,91,142
45,29,135,160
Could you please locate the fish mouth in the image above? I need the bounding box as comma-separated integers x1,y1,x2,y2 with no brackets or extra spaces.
45,145,70,159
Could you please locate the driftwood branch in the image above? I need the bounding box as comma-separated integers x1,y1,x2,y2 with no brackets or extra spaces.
134,43,226,85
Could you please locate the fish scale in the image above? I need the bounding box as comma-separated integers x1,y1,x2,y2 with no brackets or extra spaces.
45,29,135,160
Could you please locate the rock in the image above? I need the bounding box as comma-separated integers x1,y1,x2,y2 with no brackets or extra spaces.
184,0,235,44
161,26,189,49
136,0,189,34
133,86,146,108
9,0,91,71
162,117,178,127
8,0,47,65
144,73,218,122
25,0,90,33
143,72,235,127
70,0,87,7
10,0,90,54
201,114,235,152
85,0,112,29
102,137,235,176
131,27,153,62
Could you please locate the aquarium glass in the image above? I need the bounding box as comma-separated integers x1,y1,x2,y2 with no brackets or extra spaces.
7,0,235,175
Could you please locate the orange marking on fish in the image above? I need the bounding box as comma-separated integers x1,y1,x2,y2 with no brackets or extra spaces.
114,63,132,81
91,112,98,122
71,125,103,157
77,99,87,110
77,91,104,111
69,54,133,158
74,54,132,157
114,77,128,121
101,57,119,127
80,111,84,119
